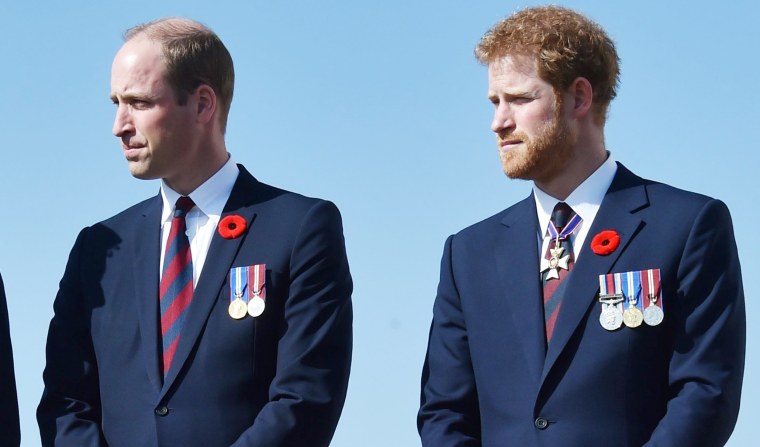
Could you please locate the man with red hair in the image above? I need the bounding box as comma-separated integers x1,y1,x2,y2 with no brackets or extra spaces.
419,6,745,446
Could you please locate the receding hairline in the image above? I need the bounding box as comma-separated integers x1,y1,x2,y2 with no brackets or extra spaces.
124,17,215,42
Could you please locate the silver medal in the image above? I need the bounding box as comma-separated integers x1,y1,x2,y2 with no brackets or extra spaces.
540,238,570,281
248,295,266,317
599,302,623,331
643,305,664,326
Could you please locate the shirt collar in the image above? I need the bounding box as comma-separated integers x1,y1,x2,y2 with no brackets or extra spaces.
533,152,617,235
160,155,240,222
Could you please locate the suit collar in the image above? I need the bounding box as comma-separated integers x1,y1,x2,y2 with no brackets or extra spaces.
160,167,262,395
131,167,265,396
160,157,240,223
541,163,650,381
534,154,618,256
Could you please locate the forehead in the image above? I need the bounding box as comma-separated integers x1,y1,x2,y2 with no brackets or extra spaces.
487,55,550,91
110,37,170,95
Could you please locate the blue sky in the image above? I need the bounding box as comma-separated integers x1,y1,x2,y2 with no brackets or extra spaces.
1,1,756,445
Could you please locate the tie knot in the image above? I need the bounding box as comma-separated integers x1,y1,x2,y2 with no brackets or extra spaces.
551,202,573,231
174,196,195,218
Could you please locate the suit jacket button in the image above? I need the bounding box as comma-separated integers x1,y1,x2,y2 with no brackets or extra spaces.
535,417,549,429
155,405,169,417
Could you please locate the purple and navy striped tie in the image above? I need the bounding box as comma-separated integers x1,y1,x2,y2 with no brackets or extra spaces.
160,196,195,376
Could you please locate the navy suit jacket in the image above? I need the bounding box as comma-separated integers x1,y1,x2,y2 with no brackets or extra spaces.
0,274,20,446
38,166,353,447
419,164,745,447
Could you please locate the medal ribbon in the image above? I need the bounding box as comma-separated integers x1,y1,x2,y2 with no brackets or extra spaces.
642,268,662,310
547,212,582,241
230,266,249,304
248,264,266,302
600,273,621,300
599,274,608,296
624,271,642,311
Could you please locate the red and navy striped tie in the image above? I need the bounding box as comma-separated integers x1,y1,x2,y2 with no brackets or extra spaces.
160,196,195,376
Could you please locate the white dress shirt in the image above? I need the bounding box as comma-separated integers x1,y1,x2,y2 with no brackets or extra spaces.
159,156,240,287
533,153,618,263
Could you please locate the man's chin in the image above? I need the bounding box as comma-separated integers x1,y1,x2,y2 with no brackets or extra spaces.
127,165,159,181
501,157,538,181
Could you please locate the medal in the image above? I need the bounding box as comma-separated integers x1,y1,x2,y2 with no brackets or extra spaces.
540,213,581,280
623,307,643,328
228,266,249,319
540,242,570,280
600,302,623,330
247,264,266,318
622,271,643,328
642,268,663,326
228,296,248,319
598,273,624,331
248,296,265,317
643,305,664,326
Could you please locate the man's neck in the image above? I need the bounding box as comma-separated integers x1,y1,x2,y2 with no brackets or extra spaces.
535,146,607,200
166,145,230,196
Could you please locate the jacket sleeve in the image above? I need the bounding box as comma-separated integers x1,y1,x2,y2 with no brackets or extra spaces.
0,274,21,447
418,235,481,446
37,228,108,447
230,200,353,447
646,199,745,446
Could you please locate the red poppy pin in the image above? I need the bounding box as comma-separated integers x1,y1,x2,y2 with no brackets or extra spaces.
590,230,620,255
218,214,247,239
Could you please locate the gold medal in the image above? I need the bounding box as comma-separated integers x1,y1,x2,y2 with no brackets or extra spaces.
228,266,250,319
621,270,643,328
623,306,644,328
228,297,248,319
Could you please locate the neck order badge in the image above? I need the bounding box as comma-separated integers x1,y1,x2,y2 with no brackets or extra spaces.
542,202,581,342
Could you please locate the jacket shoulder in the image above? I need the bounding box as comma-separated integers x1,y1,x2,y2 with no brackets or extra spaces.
452,195,534,241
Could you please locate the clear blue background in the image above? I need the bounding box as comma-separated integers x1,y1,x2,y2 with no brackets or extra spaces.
1,1,755,445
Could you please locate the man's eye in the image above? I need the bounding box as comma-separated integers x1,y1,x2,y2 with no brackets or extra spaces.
130,100,150,109
510,97,532,104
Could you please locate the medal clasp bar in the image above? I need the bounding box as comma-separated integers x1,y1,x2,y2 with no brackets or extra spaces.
599,293,623,304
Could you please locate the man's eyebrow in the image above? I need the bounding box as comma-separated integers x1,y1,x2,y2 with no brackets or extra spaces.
488,90,537,100
110,92,155,102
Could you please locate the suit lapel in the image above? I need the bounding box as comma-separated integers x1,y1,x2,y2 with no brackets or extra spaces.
541,165,649,382
160,169,260,394
493,196,546,381
132,195,163,393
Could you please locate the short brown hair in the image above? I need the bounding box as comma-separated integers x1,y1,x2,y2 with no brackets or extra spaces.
125,18,235,132
475,6,619,123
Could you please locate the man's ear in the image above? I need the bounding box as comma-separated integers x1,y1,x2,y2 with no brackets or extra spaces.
194,84,217,125
569,77,593,119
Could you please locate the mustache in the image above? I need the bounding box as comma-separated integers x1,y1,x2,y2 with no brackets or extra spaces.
497,131,527,142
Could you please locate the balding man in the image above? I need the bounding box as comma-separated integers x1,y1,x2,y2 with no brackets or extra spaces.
38,18,353,447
